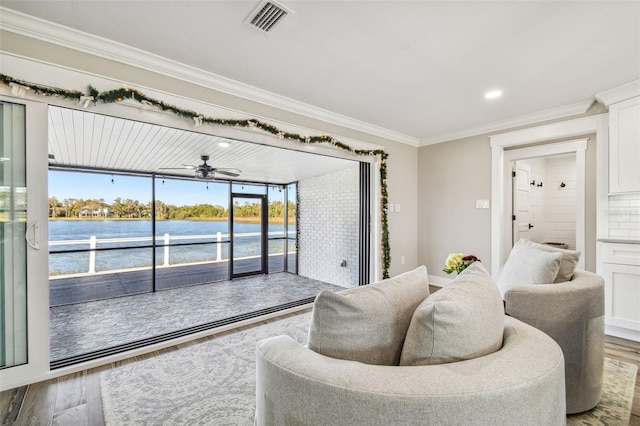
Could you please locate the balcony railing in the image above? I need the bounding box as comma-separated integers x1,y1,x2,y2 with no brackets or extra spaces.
49,231,296,276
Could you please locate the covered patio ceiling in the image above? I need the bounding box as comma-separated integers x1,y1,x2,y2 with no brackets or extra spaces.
47,105,359,184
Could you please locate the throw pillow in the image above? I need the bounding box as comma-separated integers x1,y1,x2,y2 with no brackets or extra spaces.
399,262,504,366
516,238,580,282
496,241,562,298
307,265,430,366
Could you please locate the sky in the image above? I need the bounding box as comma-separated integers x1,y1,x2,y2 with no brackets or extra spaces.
49,170,230,207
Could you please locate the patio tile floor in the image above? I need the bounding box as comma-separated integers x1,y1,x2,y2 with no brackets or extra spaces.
50,272,344,361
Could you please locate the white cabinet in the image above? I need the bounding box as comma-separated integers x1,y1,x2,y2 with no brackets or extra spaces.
609,96,640,193
599,242,640,340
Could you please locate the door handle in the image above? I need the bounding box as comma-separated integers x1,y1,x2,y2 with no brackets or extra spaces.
25,221,41,250
528,223,534,229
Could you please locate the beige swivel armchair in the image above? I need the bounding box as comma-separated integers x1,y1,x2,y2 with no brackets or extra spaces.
504,270,605,414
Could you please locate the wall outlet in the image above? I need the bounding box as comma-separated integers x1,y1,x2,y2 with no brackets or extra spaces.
475,199,490,209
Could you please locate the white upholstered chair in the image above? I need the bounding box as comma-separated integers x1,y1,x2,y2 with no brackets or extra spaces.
504,270,605,414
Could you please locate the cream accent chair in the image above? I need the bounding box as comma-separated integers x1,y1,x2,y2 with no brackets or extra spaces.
504,270,605,414
256,265,567,425
256,317,566,425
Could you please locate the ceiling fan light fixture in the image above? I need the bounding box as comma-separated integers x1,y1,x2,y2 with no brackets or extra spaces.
195,169,210,179
160,155,239,179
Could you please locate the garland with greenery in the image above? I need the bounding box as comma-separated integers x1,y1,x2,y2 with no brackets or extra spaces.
0,73,391,278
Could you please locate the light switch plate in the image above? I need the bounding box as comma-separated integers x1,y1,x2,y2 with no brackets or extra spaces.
476,200,490,209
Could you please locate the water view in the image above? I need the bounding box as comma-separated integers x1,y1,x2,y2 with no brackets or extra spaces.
49,220,295,276
48,171,297,276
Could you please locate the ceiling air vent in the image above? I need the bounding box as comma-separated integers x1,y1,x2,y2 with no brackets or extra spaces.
247,1,291,33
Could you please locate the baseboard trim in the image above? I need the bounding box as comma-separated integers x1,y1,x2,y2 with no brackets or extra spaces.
605,325,640,343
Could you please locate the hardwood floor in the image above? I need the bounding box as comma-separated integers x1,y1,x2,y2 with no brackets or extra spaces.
1,330,639,425
0,349,176,425
605,335,640,426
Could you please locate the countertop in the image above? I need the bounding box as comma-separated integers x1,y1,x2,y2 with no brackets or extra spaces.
597,238,640,245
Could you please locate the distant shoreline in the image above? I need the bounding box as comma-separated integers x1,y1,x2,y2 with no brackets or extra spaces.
48,217,295,225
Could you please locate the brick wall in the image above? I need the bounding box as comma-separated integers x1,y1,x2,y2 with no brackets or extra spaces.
298,166,359,288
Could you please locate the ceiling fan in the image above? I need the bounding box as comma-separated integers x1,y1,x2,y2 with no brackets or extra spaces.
160,155,241,179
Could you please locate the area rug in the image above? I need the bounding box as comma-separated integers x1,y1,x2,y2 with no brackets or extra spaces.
101,312,637,425
101,312,312,425
567,357,637,426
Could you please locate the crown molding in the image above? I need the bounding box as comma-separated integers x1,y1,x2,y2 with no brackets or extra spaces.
418,100,594,147
595,79,640,107
0,7,420,147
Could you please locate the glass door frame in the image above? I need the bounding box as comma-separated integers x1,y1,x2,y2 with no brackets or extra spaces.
0,96,50,391
229,193,268,278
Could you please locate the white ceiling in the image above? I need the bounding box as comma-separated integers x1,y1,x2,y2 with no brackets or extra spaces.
48,106,358,183
2,1,639,145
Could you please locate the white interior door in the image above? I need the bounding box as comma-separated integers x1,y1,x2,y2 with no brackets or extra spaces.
513,162,532,245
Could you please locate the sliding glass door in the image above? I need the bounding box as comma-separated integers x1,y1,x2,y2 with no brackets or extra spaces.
0,98,49,391
0,102,28,369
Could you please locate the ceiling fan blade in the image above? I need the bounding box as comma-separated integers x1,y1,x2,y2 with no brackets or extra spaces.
215,168,241,177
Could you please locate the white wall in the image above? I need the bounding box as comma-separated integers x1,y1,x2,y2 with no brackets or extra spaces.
298,166,359,287
545,155,577,249
419,127,599,281
417,135,492,281
518,155,578,249
384,141,420,277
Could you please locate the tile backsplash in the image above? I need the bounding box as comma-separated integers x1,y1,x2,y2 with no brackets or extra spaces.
608,192,640,239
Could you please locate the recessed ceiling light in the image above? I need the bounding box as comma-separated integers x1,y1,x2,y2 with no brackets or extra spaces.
484,90,503,100
218,141,231,148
